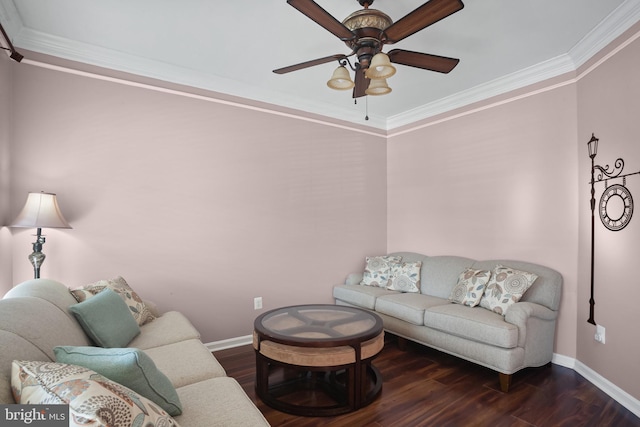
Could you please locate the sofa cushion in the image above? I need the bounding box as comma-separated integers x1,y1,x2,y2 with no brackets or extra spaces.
449,268,491,307
54,346,182,416
144,339,227,388
12,360,180,426
479,265,538,316
128,311,201,350
69,288,141,348
360,255,402,287
333,284,398,310
375,293,448,326
174,377,269,426
424,304,519,349
70,276,156,326
387,261,422,293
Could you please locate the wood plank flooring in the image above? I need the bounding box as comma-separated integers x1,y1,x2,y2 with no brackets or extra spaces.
214,334,640,426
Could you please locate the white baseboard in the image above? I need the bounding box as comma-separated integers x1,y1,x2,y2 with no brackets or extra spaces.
205,335,252,352
572,359,640,419
204,338,640,419
552,352,640,418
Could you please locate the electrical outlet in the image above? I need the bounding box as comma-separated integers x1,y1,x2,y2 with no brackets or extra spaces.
254,297,263,310
595,325,606,344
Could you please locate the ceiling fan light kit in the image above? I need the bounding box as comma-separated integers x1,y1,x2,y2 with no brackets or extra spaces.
365,77,391,96
275,0,464,99
327,65,356,90
365,53,396,80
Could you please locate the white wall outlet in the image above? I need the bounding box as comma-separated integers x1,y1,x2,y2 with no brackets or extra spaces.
595,325,606,344
254,297,263,310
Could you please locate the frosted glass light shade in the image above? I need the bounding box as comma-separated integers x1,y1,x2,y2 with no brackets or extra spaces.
365,53,396,79
327,66,355,90
11,192,72,229
365,78,392,96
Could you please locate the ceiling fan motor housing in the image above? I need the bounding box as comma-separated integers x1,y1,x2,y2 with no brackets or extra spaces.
342,9,392,69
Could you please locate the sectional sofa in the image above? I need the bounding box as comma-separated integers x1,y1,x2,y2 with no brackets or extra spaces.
333,252,563,392
0,278,270,426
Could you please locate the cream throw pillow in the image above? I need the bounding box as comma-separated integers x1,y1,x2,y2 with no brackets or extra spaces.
387,261,422,293
479,265,538,315
449,268,491,307
71,276,155,326
12,360,180,427
360,255,402,287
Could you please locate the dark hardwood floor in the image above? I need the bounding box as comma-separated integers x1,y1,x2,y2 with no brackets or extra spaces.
214,334,640,427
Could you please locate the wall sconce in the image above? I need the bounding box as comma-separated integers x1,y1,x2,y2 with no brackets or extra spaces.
11,192,72,279
587,133,638,325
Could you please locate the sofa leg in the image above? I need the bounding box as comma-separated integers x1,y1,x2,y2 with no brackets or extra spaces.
498,373,512,392
397,336,408,351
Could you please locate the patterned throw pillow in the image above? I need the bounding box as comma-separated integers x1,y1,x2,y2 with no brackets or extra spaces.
70,276,155,326
387,261,422,293
11,360,181,427
449,268,491,307
479,265,538,315
360,255,402,287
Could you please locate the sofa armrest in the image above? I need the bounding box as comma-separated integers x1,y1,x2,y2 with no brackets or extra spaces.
506,301,558,363
345,273,363,285
505,301,557,326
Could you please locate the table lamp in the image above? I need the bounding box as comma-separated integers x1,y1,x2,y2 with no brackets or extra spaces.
11,191,72,279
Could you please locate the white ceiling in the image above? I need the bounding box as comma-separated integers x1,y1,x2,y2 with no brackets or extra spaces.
1,0,639,130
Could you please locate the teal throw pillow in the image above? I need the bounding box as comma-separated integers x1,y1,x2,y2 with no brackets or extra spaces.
69,288,140,347
54,346,182,416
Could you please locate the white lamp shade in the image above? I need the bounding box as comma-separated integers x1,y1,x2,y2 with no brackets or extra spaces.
11,192,71,229
365,78,392,96
365,53,396,79
327,66,355,90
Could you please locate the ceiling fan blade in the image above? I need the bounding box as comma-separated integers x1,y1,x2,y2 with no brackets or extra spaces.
273,54,348,74
287,0,355,41
388,49,459,73
384,0,464,44
352,67,369,98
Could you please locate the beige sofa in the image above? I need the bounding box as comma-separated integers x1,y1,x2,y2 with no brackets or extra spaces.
333,252,563,392
0,278,270,426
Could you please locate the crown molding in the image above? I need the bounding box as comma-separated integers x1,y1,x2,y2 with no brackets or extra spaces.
12,26,388,131
387,0,640,130
4,0,640,131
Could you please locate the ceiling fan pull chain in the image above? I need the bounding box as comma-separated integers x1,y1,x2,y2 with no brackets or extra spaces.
365,95,369,121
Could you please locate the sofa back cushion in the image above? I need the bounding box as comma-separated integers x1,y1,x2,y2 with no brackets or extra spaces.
390,253,476,299
0,280,93,404
472,260,563,311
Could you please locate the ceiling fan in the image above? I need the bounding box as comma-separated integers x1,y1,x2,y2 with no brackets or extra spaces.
274,0,464,98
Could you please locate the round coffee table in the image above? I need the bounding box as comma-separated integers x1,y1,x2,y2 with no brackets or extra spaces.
253,304,384,416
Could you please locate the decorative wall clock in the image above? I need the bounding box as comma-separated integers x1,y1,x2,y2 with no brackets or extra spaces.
599,183,634,231
586,133,639,325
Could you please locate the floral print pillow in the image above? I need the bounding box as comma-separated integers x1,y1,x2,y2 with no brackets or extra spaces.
12,360,180,427
449,268,491,307
479,265,538,315
70,276,155,326
360,255,402,287
387,261,422,293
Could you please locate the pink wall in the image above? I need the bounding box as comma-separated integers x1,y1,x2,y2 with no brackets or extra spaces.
576,29,640,399
387,26,640,401
387,83,579,359
2,24,639,404
6,61,387,342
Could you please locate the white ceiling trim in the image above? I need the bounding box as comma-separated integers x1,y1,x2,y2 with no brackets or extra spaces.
388,0,640,130
4,0,640,131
